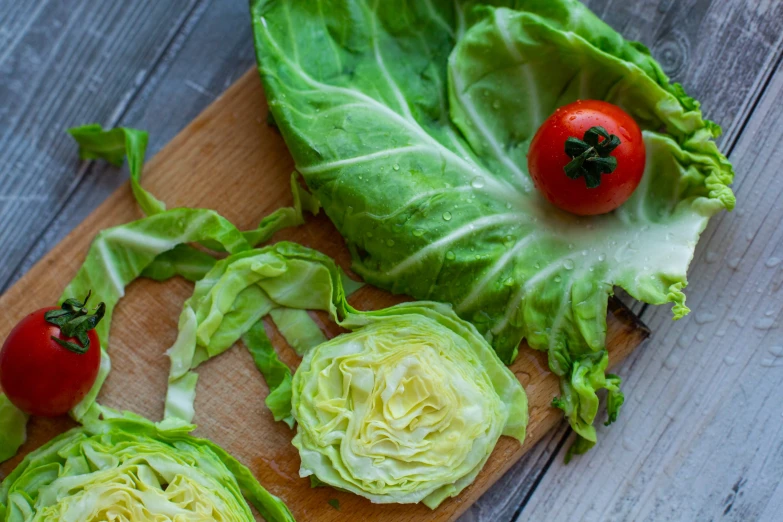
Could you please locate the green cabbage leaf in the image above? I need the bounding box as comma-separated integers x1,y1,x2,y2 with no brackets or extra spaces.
0,410,294,521
162,243,345,422
162,242,366,426
243,320,296,427
141,243,218,283
251,0,734,452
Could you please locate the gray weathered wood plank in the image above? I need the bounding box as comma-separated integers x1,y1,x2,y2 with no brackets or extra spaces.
516,53,783,522
0,0,203,291
0,3,47,71
2,0,259,289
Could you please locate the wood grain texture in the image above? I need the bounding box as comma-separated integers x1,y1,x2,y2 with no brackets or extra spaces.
0,70,649,521
0,0,781,520
0,0,204,291
516,43,783,522
7,0,258,292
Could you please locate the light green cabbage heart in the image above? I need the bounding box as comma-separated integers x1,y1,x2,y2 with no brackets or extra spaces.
293,306,526,508
0,411,294,522
251,0,734,453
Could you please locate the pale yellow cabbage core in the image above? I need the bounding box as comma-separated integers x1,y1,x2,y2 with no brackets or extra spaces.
292,312,525,508
30,449,250,522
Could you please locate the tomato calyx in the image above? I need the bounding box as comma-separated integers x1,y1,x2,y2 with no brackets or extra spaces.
43,291,105,354
564,126,622,189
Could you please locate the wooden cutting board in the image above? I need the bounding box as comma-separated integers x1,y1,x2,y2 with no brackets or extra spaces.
0,70,649,521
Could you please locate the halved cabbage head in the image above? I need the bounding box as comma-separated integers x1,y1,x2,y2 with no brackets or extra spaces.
292,303,527,509
147,242,526,508
0,412,294,522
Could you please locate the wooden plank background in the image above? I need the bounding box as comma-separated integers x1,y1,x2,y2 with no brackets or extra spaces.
1,0,781,520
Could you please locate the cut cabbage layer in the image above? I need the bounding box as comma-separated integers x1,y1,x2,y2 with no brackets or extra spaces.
0,410,294,522
294,305,527,508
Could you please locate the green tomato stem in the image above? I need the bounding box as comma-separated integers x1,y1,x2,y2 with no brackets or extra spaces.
44,291,105,354
563,126,621,188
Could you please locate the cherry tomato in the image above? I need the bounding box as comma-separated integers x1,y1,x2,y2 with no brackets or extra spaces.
0,298,103,417
528,100,645,216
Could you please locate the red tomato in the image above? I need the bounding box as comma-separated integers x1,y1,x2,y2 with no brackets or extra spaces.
528,100,645,216
0,306,101,416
